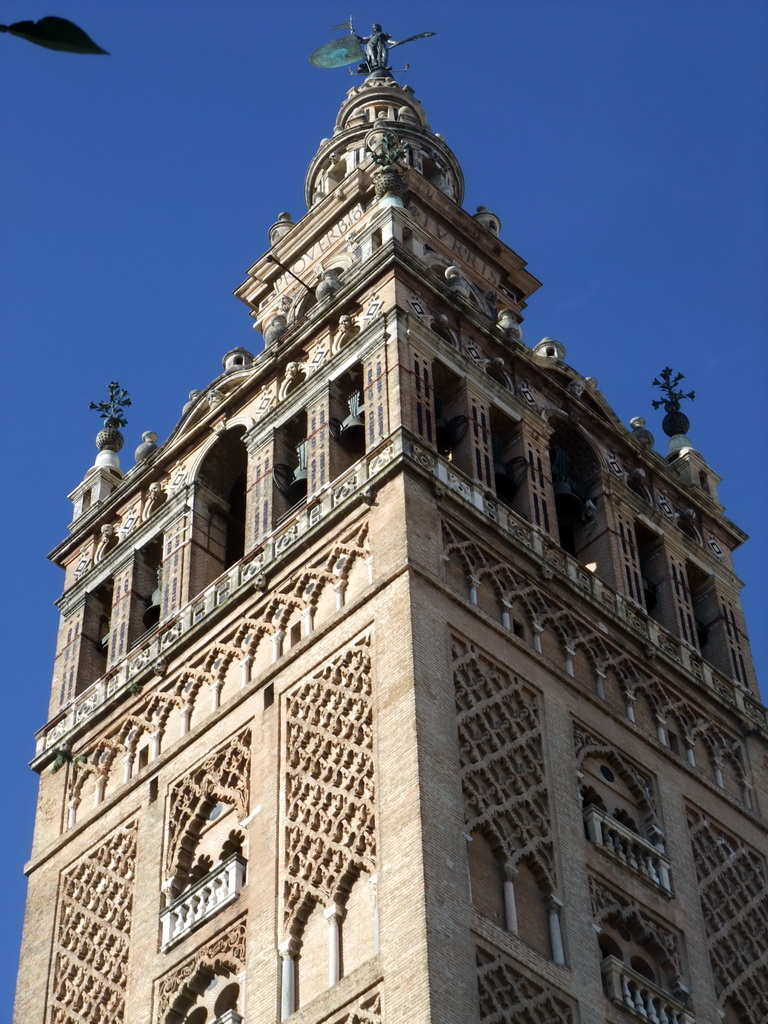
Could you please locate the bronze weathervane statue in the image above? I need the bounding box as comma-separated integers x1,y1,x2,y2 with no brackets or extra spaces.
310,19,434,77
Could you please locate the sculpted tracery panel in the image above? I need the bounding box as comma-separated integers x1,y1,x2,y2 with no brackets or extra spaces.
154,917,246,1023
48,820,138,1024
476,945,573,1024
282,634,376,934
453,637,555,889
164,729,251,886
686,807,768,1023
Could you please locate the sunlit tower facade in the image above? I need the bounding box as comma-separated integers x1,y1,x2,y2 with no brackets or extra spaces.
15,58,768,1024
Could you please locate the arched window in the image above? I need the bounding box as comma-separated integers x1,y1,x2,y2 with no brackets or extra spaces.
191,427,248,595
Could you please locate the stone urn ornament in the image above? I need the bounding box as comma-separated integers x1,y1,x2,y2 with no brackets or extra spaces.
651,367,695,437
90,382,131,454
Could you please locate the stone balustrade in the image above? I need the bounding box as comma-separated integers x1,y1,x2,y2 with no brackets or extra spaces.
35,430,766,763
584,805,672,893
160,854,246,951
601,956,694,1024
409,443,766,730
35,437,400,761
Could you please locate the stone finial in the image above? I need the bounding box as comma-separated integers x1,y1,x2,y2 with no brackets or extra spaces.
263,314,288,345
497,309,522,344
134,431,158,463
268,212,294,247
315,268,343,301
444,265,471,299
182,390,202,418
222,347,254,373
473,206,501,237
630,416,655,448
533,338,567,363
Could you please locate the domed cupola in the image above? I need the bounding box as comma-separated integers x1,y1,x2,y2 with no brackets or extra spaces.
305,76,464,206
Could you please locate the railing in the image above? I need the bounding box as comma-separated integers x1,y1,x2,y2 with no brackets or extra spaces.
601,956,694,1024
36,431,767,761
36,437,400,759
409,442,767,731
160,854,246,951
584,805,672,893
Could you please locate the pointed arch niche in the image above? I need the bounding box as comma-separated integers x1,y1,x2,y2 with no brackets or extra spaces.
189,426,248,597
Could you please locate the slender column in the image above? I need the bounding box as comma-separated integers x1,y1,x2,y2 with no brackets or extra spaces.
502,865,518,933
324,904,343,986
272,630,285,663
334,582,346,611
94,776,106,807
240,655,252,688
278,943,295,1020
301,607,314,637
564,644,575,677
210,679,222,713
546,895,566,965
180,704,192,736
369,874,380,954
66,797,80,830
595,668,606,699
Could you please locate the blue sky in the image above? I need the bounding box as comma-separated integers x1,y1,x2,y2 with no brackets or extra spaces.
2,1,766,1016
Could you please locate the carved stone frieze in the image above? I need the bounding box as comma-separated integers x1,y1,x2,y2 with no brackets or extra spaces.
165,730,251,880
476,945,573,1024
453,637,555,888
154,917,246,1023
686,807,768,1023
48,820,138,1024
283,634,375,933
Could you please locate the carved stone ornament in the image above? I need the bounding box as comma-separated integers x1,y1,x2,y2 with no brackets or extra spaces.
49,820,138,1024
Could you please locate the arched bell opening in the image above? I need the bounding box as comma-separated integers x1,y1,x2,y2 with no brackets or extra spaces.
191,426,248,596
134,535,164,645
432,360,468,463
489,409,527,511
329,364,366,477
273,411,309,520
549,426,600,561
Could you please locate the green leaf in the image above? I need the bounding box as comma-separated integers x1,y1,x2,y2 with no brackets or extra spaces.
0,17,109,55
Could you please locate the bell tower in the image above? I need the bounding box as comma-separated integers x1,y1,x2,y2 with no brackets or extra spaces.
15,52,767,1024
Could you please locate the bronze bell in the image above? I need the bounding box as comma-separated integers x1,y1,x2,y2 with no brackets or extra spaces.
553,479,584,526
142,568,163,630
335,391,366,455
274,439,309,507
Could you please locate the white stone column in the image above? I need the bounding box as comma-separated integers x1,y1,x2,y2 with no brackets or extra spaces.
122,752,133,784
210,679,222,713
272,630,285,663
369,874,380,955
66,797,80,830
324,904,343,986
334,582,346,611
94,775,106,807
546,895,566,965
301,607,314,637
502,866,518,934
240,655,252,688
180,704,192,736
278,943,295,1020
533,623,543,654
595,669,606,700
564,644,575,677
150,728,162,760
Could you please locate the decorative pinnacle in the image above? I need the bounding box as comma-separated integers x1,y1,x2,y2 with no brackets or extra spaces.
90,382,131,428
651,368,695,414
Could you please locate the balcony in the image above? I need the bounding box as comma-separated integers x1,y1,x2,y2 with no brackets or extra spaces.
160,854,246,951
602,956,694,1024
584,805,672,893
